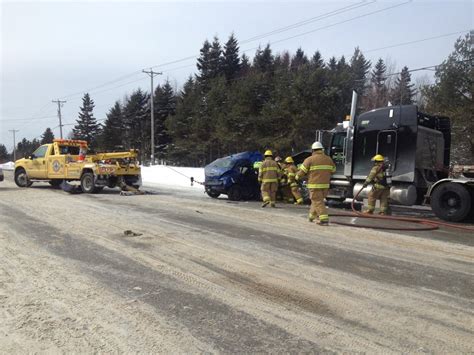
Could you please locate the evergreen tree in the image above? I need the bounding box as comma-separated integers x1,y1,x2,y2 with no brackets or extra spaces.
40,127,55,144
100,101,124,151
240,53,251,75
122,89,150,161
196,39,212,83
328,56,337,71
350,47,371,95
154,81,176,159
222,33,241,81
253,44,274,73
391,66,416,105
0,144,9,163
366,58,388,109
311,51,324,69
291,48,309,70
16,138,40,159
208,36,223,79
422,34,473,162
72,93,101,149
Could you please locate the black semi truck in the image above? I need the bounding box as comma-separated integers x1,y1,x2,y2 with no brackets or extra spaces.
314,92,473,222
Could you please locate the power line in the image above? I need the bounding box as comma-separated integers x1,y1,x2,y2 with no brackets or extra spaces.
147,1,376,70
11,1,405,122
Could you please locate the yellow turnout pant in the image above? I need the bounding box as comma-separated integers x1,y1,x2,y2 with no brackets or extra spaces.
367,187,390,213
261,182,278,205
309,189,329,222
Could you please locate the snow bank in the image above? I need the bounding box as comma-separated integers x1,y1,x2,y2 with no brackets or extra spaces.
141,165,205,189
0,161,14,171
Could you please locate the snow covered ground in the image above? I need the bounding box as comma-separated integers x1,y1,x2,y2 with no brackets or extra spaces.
0,162,14,171
141,165,205,190
0,161,205,190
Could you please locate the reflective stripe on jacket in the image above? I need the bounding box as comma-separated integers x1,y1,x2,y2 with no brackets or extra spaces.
296,151,335,189
285,164,298,187
258,158,280,183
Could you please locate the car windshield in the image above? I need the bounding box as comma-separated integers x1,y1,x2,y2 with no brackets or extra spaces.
209,157,234,169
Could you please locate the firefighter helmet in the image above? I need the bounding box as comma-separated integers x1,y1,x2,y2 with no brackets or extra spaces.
311,141,324,150
371,154,385,162
264,150,273,157
275,156,282,162
284,156,294,164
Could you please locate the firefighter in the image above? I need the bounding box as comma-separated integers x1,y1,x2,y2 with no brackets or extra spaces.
296,142,336,225
284,156,303,205
363,154,391,215
258,150,281,208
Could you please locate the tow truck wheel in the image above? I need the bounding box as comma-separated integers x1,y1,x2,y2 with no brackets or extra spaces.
14,169,32,188
80,172,98,193
431,182,471,222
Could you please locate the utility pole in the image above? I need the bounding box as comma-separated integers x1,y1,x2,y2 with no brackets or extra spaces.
142,68,162,164
8,129,19,161
52,99,67,138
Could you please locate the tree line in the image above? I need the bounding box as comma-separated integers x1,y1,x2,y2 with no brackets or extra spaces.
2,33,471,165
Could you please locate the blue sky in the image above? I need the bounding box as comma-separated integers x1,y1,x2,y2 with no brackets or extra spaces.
1,0,472,150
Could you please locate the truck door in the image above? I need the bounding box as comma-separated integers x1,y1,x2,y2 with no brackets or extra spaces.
329,132,346,178
29,145,50,179
377,130,397,167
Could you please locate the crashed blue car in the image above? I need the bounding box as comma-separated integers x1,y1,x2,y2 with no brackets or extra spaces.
204,151,263,201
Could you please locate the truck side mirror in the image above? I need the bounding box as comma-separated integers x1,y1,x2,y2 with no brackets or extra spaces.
28,154,35,160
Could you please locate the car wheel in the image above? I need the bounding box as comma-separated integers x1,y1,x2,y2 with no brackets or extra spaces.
80,172,98,193
227,185,243,201
431,182,471,222
14,169,33,188
206,190,220,198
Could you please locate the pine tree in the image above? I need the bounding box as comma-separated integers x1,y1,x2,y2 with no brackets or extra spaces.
422,34,473,162
154,81,176,159
72,93,101,149
222,33,241,81
311,51,324,69
40,127,55,144
328,56,337,71
208,36,223,79
100,101,124,151
196,39,212,83
350,47,371,95
240,53,251,76
0,144,9,163
391,66,416,105
367,58,388,109
122,89,150,161
253,44,274,73
291,48,309,70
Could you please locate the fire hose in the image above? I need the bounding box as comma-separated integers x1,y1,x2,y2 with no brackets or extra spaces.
329,185,474,232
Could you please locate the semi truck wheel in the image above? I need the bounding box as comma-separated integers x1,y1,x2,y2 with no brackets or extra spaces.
14,168,32,187
430,182,471,222
80,172,98,193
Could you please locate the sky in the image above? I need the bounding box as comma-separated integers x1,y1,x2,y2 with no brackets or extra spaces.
1,0,472,151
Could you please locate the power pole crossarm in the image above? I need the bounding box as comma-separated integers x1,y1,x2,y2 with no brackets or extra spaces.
8,129,19,161
52,99,67,139
142,68,162,165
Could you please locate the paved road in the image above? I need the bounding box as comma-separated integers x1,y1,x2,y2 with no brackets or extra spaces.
1,172,473,353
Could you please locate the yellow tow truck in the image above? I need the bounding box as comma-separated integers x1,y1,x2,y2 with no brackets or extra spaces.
14,139,141,193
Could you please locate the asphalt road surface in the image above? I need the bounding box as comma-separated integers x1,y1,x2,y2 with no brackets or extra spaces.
1,171,473,353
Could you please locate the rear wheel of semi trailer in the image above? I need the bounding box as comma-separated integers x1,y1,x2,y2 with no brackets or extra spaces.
430,182,472,222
